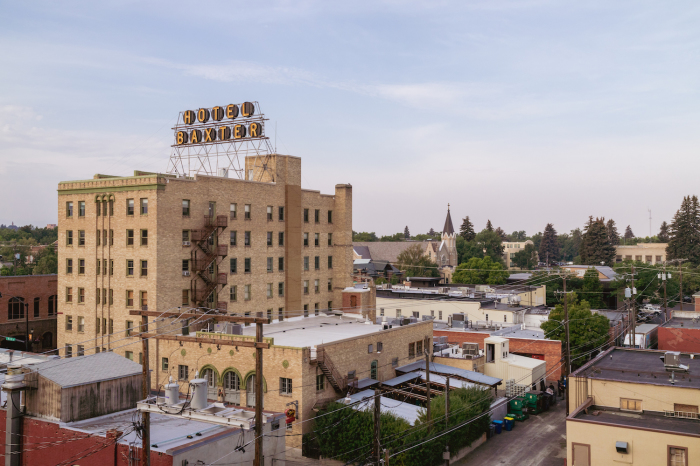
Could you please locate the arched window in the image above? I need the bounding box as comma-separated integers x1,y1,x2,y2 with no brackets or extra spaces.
8,297,24,320
224,371,240,391
246,374,264,408
48,295,57,316
202,368,215,388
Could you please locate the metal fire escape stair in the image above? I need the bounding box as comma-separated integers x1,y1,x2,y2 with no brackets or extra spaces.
316,349,346,394
190,215,228,308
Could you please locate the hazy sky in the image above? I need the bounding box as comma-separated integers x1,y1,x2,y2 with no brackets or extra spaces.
1,1,699,237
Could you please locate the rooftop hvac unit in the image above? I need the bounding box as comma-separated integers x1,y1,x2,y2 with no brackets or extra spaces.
435,336,448,345
452,313,466,322
214,323,242,335
401,318,411,326
408,317,418,324
422,315,435,321
661,351,688,372
383,324,393,330
461,342,479,355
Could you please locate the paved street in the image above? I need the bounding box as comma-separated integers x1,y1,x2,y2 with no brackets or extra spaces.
454,397,567,466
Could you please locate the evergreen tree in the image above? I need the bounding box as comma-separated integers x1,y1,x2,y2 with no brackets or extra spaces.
667,195,700,266
494,227,507,241
428,228,436,237
403,226,410,240
485,220,493,232
459,216,476,242
580,217,616,266
539,223,560,264
624,225,634,241
606,219,620,246
658,221,670,242
581,268,605,309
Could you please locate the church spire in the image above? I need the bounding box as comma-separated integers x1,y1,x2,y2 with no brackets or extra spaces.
443,203,455,235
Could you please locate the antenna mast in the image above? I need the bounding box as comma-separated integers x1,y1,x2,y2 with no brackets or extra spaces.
648,208,652,237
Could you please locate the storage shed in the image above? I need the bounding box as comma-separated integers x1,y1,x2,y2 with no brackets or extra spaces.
23,352,143,422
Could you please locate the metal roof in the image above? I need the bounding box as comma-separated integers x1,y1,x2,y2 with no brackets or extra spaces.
349,377,379,390
443,208,455,235
28,352,142,388
395,361,501,386
341,389,423,425
382,372,422,387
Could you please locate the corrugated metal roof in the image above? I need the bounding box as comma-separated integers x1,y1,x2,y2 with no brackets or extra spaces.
349,377,379,390
342,389,423,425
28,352,142,388
395,361,501,386
382,372,422,387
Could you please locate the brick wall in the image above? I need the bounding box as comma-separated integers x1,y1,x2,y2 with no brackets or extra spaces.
658,327,700,353
0,274,57,351
433,329,562,382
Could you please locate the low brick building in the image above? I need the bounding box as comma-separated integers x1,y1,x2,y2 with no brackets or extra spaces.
433,327,562,382
0,274,57,352
658,311,700,353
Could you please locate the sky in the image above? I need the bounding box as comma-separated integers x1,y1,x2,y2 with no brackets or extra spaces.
1,1,699,237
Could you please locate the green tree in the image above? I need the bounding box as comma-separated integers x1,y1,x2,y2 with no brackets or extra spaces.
606,219,620,246
459,216,476,242
452,256,509,285
395,243,439,277
658,221,670,242
624,225,634,241
541,293,610,368
403,226,410,240
667,195,700,265
475,229,505,263
379,232,404,242
612,261,685,307
494,227,507,241
485,220,493,231
508,230,527,241
33,247,58,275
428,228,436,237
580,217,616,266
528,232,543,254
511,243,537,270
352,231,378,242
581,268,604,309
539,223,560,264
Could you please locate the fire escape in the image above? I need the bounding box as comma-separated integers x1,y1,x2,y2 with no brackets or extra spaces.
313,348,347,394
190,215,228,310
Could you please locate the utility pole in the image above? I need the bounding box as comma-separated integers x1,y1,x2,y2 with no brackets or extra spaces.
661,263,669,322
141,315,150,466
444,375,450,425
554,275,572,415
425,339,431,434
374,388,381,466
255,316,264,466
631,266,636,350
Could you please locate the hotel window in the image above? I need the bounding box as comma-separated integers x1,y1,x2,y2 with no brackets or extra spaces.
126,229,134,246
267,257,273,272
417,340,423,355
278,257,284,271
327,300,333,311
48,295,56,316
66,201,73,217
178,365,189,381
620,398,642,412
669,446,687,466
303,233,309,246
327,278,332,291
396,309,402,317
245,231,251,246
96,318,100,334
244,204,251,219
304,257,309,271
182,259,190,273
244,258,251,273
316,374,324,391
328,210,333,223
78,259,85,274
314,256,320,270
430,310,434,317
278,232,284,246
64,315,73,331
109,230,114,245
314,302,319,315
109,260,113,275
125,320,134,337
140,291,148,310
32,297,40,317
303,209,309,223
96,288,100,305
78,230,85,246
278,307,284,321
439,311,443,320
328,233,332,246
314,209,320,223
182,200,190,216
327,255,333,269
230,231,237,246
267,232,273,246
314,279,319,293
162,357,169,371
656,255,662,263
368,344,373,353
96,229,101,246
278,282,284,297
140,260,148,276
635,255,642,261
78,288,85,304
408,342,415,359
66,230,73,246
65,346,73,358
66,287,73,303
125,351,133,361
126,290,134,307
109,200,113,216
230,203,237,219
230,285,237,302
66,259,73,274
230,258,237,274
127,260,134,276
504,315,507,322
304,280,309,295
141,230,148,246
77,316,85,333
77,345,85,356
127,199,134,216
278,206,284,221
267,206,273,221
413,311,419,318
182,290,189,306
244,285,251,301
267,283,273,298
314,233,319,247
78,201,85,217
140,198,148,215
380,308,384,317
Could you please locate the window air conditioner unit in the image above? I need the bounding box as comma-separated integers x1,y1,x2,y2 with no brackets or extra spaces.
183,241,191,246
183,271,190,277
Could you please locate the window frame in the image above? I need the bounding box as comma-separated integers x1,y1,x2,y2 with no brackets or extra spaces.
668,446,688,466
182,199,191,217
280,377,293,395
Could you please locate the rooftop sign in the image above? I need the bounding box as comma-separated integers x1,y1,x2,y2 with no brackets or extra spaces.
174,102,265,146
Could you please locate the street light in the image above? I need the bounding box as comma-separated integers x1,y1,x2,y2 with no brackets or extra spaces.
0,292,30,352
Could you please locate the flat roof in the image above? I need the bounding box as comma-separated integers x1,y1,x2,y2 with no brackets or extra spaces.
342,389,423,425
663,317,700,330
572,348,700,389
240,314,416,347
395,361,501,386
574,407,700,437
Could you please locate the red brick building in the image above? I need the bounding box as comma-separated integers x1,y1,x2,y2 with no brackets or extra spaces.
433,328,562,382
0,274,57,352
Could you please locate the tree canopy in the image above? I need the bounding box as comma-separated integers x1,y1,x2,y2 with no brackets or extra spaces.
511,243,537,270
352,231,378,242
624,225,635,240
485,220,493,231
395,243,439,277
459,216,476,242
452,256,509,285
539,223,559,265
403,226,410,240
494,227,507,241
667,195,700,266
658,221,670,243
606,219,619,246
580,217,616,266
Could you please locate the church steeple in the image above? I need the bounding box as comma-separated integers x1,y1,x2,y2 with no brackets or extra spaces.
443,203,455,236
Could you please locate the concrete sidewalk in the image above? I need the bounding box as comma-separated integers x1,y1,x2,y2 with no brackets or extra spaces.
453,397,567,466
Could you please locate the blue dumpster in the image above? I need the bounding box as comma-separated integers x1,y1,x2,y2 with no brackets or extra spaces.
503,417,514,431
492,420,503,434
